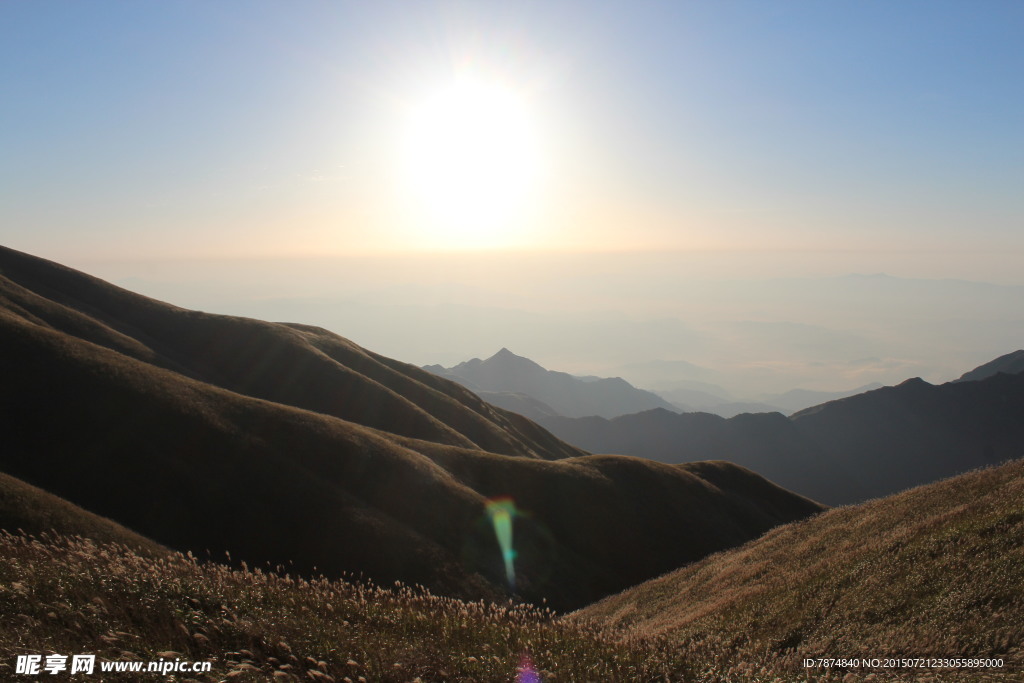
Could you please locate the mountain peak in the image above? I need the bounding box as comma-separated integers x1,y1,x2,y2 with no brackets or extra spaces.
484,348,545,371
435,349,677,419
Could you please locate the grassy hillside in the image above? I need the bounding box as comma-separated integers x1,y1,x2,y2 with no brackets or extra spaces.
0,531,695,682
0,245,823,610
576,458,1024,678
0,244,583,461
3,518,1015,682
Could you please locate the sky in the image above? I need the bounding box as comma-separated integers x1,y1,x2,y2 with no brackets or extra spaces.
2,2,1023,394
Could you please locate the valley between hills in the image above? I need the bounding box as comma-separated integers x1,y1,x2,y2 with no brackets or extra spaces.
1,244,1021,681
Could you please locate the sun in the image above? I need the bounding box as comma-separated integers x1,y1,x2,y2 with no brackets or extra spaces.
399,77,541,247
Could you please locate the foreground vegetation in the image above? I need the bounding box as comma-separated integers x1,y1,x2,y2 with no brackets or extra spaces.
3,528,1018,682
0,531,692,682
578,460,1024,682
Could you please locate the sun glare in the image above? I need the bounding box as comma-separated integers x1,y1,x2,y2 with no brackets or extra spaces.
400,77,541,247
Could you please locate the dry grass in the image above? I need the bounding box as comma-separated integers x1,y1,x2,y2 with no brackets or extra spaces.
4,527,1017,682
576,459,1024,682
0,531,696,682
2,442,1013,683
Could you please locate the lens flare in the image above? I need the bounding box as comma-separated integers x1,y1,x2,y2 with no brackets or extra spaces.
516,652,540,683
485,497,517,589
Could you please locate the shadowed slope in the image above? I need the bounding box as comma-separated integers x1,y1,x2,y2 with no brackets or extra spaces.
0,245,583,460
388,441,824,607
539,409,849,503
577,458,1024,665
0,245,823,610
789,375,1022,501
0,471,167,558
0,308,821,610
0,308,501,600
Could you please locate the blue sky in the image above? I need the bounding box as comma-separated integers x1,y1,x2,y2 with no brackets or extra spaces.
3,2,1023,391
3,1,1022,260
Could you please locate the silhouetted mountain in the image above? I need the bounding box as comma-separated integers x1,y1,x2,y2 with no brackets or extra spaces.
426,348,677,418
540,367,1023,505
956,349,1024,382
0,245,822,610
540,409,842,501
576,457,1024,665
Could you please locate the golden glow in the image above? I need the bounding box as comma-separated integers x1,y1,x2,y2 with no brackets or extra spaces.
400,77,541,247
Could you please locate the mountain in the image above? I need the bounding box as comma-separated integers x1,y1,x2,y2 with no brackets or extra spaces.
425,348,677,418
653,382,884,417
756,382,883,413
683,401,785,418
539,369,1023,505
475,390,561,421
539,409,842,502
575,457,1024,667
0,245,822,610
956,349,1024,382
0,245,582,462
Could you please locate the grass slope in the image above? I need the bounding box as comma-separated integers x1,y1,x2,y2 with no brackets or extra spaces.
0,246,823,610
0,244,583,461
0,531,700,682
577,458,1024,678
3,521,1015,682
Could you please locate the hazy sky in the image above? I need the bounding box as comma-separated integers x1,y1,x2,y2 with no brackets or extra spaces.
3,1,1022,260
3,2,1023,395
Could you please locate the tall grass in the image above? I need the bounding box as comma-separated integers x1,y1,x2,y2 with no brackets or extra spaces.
0,531,694,682
577,460,1024,682
2,528,1013,681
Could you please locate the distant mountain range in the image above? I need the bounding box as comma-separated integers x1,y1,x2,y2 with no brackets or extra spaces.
0,245,821,610
538,362,1024,505
430,350,884,418
617,378,885,417
424,348,677,419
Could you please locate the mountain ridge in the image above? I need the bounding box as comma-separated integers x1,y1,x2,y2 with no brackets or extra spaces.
539,367,1023,505
956,349,1024,383
0,244,583,461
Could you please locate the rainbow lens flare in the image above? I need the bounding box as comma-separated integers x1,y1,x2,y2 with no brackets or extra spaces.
485,497,518,589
